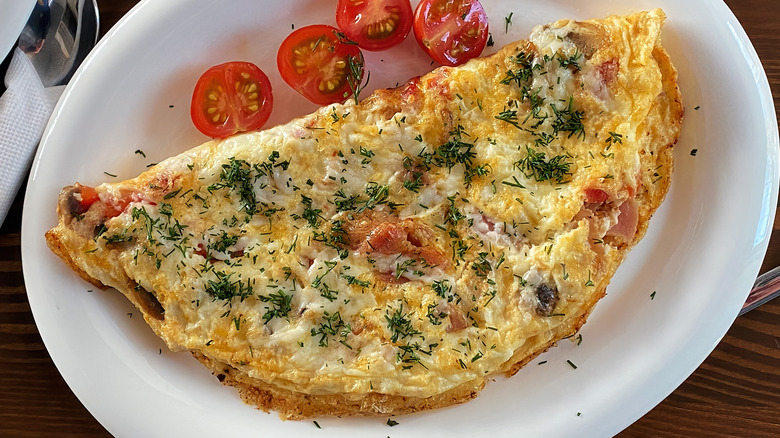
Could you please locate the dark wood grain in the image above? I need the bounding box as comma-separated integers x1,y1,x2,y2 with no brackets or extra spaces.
0,0,778,436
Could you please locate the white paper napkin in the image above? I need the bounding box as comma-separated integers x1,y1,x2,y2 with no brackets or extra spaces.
0,47,64,226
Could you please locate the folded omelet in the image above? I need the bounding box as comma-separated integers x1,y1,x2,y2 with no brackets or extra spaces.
46,9,683,419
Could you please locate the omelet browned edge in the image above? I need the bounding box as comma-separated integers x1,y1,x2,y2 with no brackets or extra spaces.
45,11,683,420
193,352,485,419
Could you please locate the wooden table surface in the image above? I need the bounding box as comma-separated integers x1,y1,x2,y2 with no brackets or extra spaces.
1,0,778,436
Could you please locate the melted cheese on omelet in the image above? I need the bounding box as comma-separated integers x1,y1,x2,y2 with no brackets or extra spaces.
47,10,682,411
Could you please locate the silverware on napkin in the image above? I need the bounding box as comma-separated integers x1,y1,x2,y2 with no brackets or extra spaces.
0,0,98,227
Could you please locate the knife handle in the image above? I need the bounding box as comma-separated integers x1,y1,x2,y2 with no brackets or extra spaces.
741,265,780,315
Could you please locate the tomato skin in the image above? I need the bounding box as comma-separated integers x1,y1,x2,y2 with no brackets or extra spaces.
105,195,132,218
413,0,489,66
190,61,273,138
78,186,100,210
336,0,413,51
277,25,364,105
69,185,99,215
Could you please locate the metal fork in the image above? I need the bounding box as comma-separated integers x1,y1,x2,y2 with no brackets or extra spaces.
741,265,780,315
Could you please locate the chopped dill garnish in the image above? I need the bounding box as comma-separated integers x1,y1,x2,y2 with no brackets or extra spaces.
555,50,583,71
495,107,522,129
501,51,537,86
550,97,586,140
385,303,420,343
514,146,572,184
431,279,456,302
205,270,253,302
605,131,623,145
345,53,370,104
311,311,351,348
259,289,293,322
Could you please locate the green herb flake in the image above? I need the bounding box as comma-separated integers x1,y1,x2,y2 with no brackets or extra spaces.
357,182,391,213
163,188,181,200
207,157,258,218
385,304,420,343
495,107,522,129
514,146,572,184
431,279,455,302
259,289,293,323
550,96,585,140
205,270,254,302
345,52,370,104
555,50,583,71
605,131,623,145
584,270,594,287
501,51,536,86
311,311,351,348
294,194,324,228
501,176,525,188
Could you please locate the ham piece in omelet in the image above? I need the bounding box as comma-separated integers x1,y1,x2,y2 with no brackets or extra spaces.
46,9,683,419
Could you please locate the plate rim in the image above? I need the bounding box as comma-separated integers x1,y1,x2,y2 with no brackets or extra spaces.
0,0,35,60
20,0,780,436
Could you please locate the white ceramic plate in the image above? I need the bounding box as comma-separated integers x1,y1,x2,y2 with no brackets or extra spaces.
0,0,35,59
22,0,779,436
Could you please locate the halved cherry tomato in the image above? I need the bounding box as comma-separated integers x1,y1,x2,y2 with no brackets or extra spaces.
277,24,364,105
190,61,273,138
413,0,489,67
335,0,413,51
